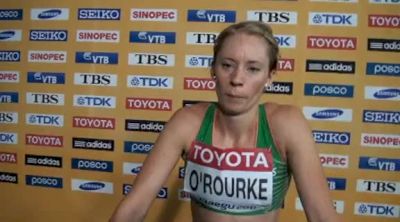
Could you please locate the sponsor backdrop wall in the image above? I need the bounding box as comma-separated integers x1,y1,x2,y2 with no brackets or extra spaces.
0,0,399,221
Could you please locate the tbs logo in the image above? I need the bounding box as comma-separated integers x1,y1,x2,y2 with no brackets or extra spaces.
74,73,117,87
247,10,297,24
0,112,18,124
187,10,236,23
0,30,22,41
186,32,218,45
75,52,118,65
309,12,357,26
129,31,176,44
128,53,175,66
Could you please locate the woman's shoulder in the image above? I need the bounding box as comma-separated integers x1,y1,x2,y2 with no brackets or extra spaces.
263,102,303,121
168,102,213,127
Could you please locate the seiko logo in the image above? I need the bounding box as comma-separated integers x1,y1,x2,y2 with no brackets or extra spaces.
0,132,17,144
304,83,354,97
78,8,120,20
363,110,399,125
31,8,69,20
25,154,62,168
26,113,64,127
0,172,17,184
356,179,399,194
27,72,65,84
0,152,17,164
306,59,355,74
125,120,166,133
126,97,172,111
368,38,400,52
313,130,351,145
29,30,67,41
26,92,64,106
369,14,399,28
0,112,18,124
264,82,293,95
361,133,400,149
75,52,118,65
309,12,357,26
73,95,116,109
186,55,213,68
320,154,349,168
365,86,400,100
129,31,176,44
308,36,356,49
184,77,215,90
0,92,18,103
186,32,218,45
247,11,297,24
187,10,236,23
123,162,143,175
274,35,296,48
0,30,22,41
327,177,347,190
366,62,399,76
71,179,113,194
0,9,23,20
76,30,119,43
25,134,63,147
74,73,117,86
73,137,114,151
370,0,400,4
128,53,174,66
72,116,115,129
28,50,67,63
359,156,399,171
277,59,295,71
26,175,62,188
0,51,20,62
127,75,174,89
130,9,177,22
303,106,352,122
124,141,154,154
355,202,399,218
71,158,113,172
0,71,19,83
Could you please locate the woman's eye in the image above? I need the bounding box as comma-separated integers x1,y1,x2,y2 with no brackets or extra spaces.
222,63,232,68
249,67,260,73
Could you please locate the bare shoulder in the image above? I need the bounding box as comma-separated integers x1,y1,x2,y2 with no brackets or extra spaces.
264,102,306,128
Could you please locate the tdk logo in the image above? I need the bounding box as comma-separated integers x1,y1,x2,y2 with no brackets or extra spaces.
31,8,69,20
124,141,154,154
127,75,174,89
355,202,400,218
27,72,65,84
359,156,400,171
186,55,213,68
303,106,352,122
247,10,297,24
357,179,400,194
313,130,351,145
366,62,399,76
75,52,118,65
26,113,64,127
186,32,218,45
29,30,67,41
0,9,23,20
26,92,65,106
264,82,293,95
71,158,113,172
0,71,19,83
0,30,22,41
125,120,166,133
0,92,18,103
365,86,400,101
26,175,62,188
309,12,357,26
327,177,347,190
123,162,143,175
363,110,399,125
274,35,296,48
0,112,18,124
368,38,400,52
304,83,354,98
0,132,17,144
71,179,113,194
73,137,114,151
73,95,116,109
0,172,18,184
78,8,120,20
74,72,117,87
187,10,236,23
0,51,20,62
130,31,176,44
128,53,175,66
306,59,355,74
25,154,62,168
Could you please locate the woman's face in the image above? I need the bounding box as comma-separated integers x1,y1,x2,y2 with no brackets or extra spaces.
213,33,272,115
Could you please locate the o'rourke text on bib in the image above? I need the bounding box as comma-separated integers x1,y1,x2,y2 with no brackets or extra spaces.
184,142,274,212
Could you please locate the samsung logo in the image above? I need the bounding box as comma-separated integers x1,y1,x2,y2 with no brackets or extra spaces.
185,55,213,68
0,92,18,103
25,154,62,168
0,30,22,41
26,113,64,127
303,106,352,122
123,162,143,175
71,158,113,172
0,51,20,62
129,31,176,44
29,30,67,41
313,130,351,145
123,184,168,198
365,86,400,100
26,175,62,188
27,72,65,84
304,83,354,98
370,0,400,4
71,179,113,194
363,110,399,124
247,10,297,24
78,8,120,20
368,38,400,52
124,141,154,154
359,156,399,171
327,177,347,190
187,9,236,23
73,95,116,109
125,119,166,133
355,202,400,218
31,8,69,20
72,137,114,151
264,82,293,95
366,62,399,76
306,59,355,74
127,75,174,89
0,9,23,20
128,53,175,66
75,52,118,65
274,35,296,48
309,12,357,26
0,172,18,184
0,132,17,145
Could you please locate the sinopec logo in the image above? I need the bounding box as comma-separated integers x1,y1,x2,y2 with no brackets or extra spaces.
0,9,23,20
327,177,347,190
28,50,67,63
186,55,213,68
355,202,399,218
126,97,172,111
26,113,64,127
27,72,65,84
184,77,215,90
313,130,351,145
26,92,65,106
369,14,400,28
309,12,357,26
0,132,17,144
368,38,400,52
304,83,354,98
74,72,117,87
0,51,20,62
73,116,115,129
0,152,17,164
72,179,113,194
365,86,400,101
0,71,19,83
75,52,118,65
0,30,22,41
356,179,400,194
124,141,154,154
125,120,166,133
29,30,67,41
186,32,218,45
277,59,295,71
274,35,296,48
25,154,62,168
78,8,120,20
0,92,18,103
306,59,355,74
129,31,176,44
264,82,293,95
130,9,177,22
187,10,236,23
247,10,297,24
363,110,399,125
303,106,352,122
31,8,69,20
73,95,116,109
123,162,143,175
128,53,175,66
73,137,114,151
26,134,63,147
127,75,174,89
76,30,119,43
320,154,349,168
308,36,356,50
366,62,399,76
359,156,399,171
26,175,62,188
71,158,113,172
361,133,399,149
0,172,17,184
0,112,18,124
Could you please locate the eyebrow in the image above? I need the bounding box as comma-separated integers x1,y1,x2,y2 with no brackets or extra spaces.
220,58,265,65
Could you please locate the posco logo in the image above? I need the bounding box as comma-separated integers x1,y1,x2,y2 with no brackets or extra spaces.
366,62,399,76
31,8,69,20
71,158,113,172
129,31,176,44
71,179,113,194
304,83,354,97
78,8,120,20
187,9,236,23
29,30,68,41
363,110,399,125
26,175,62,188
303,106,352,122
0,51,20,62
313,130,351,145
0,9,23,20
124,141,154,154
125,120,166,133
309,12,357,26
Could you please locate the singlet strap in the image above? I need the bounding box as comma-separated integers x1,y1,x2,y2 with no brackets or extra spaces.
195,103,216,144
